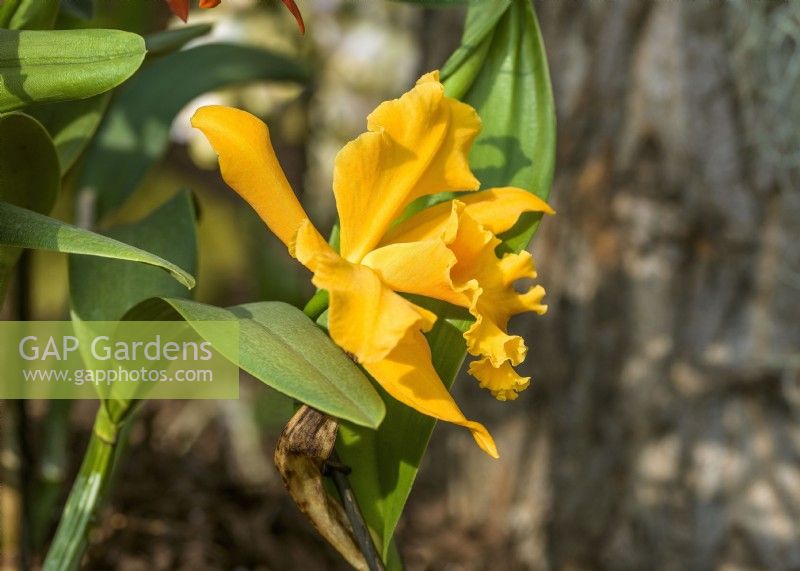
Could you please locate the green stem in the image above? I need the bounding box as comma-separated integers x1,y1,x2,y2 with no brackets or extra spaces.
42,407,121,571
302,289,329,320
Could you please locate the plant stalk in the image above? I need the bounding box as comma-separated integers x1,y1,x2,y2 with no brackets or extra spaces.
302,289,329,321
42,407,120,571
327,451,385,571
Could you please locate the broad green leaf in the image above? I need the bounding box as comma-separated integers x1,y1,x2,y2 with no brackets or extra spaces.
28,94,110,174
438,0,511,99
0,201,195,289
79,43,310,219
130,297,386,429
70,190,197,322
144,24,213,56
0,0,59,30
69,191,197,412
0,113,59,213
444,0,555,251
0,111,59,300
338,0,556,561
0,28,145,112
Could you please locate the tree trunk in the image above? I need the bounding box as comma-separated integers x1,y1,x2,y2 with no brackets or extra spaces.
403,2,800,570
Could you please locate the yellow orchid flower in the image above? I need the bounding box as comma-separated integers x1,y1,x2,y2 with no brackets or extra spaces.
191,71,553,458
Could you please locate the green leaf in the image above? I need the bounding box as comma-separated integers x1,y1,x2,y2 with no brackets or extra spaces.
0,201,195,289
144,24,213,56
0,111,59,300
0,112,59,213
78,42,310,220
131,297,386,429
28,94,110,175
444,0,556,251
438,0,511,98
0,0,59,30
337,0,556,561
0,28,145,112
70,190,197,322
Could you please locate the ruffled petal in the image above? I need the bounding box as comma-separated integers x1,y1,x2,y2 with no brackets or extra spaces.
360,239,469,307
467,357,530,402
192,106,309,249
443,209,545,366
367,197,547,395
363,329,498,458
384,187,554,246
334,71,481,263
294,221,435,364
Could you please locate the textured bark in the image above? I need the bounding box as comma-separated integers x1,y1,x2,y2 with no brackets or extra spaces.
404,2,800,570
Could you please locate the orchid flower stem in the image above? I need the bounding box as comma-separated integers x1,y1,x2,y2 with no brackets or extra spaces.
302,289,329,321
326,451,386,571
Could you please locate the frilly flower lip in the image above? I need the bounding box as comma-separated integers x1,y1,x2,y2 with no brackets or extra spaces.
191,71,553,458
166,0,305,33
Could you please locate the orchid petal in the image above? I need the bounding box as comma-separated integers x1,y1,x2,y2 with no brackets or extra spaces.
468,358,530,402
364,330,498,458
361,239,469,307
281,0,306,34
192,106,309,249
334,71,481,263
448,211,547,369
166,0,189,21
385,187,554,246
294,221,435,365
